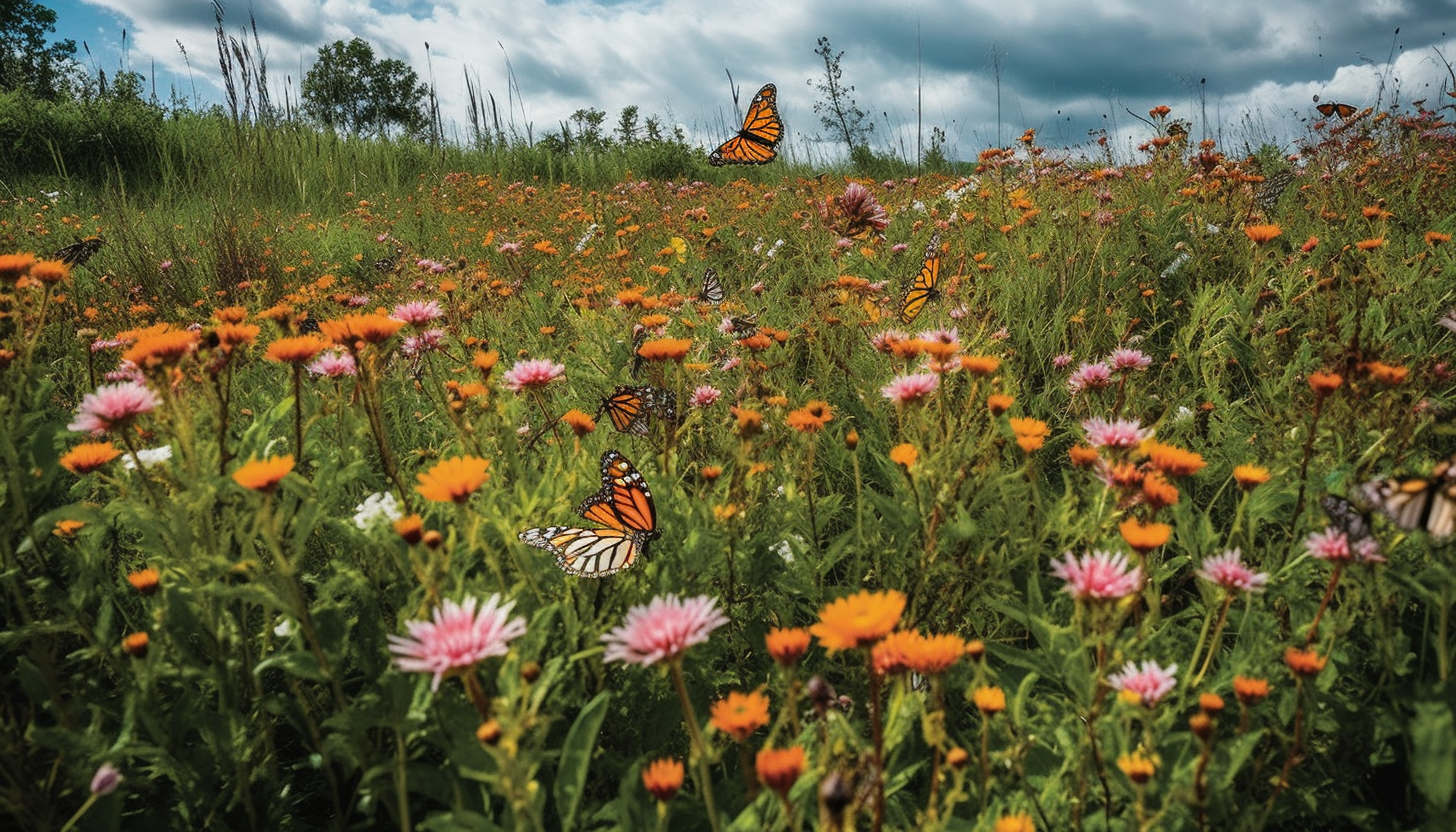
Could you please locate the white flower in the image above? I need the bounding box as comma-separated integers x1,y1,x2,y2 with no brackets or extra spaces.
353,492,402,530
121,445,173,470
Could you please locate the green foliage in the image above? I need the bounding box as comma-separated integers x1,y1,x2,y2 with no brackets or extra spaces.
301,38,430,139
811,35,874,151
0,0,81,99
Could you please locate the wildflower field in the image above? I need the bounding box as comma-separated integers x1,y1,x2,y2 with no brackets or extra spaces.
4,103,1456,832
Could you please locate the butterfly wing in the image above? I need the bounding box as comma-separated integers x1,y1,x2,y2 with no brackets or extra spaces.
1361,458,1456,538
598,387,651,436
699,268,725,305
709,83,782,166
518,526,643,577
1317,102,1357,120
1320,494,1373,543
898,234,942,325
55,236,104,267
578,450,658,535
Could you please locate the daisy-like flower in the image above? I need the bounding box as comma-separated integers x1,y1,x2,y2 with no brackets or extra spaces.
401,328,447,357
265,334,332,365
318,312,405,345
501,358,565,392
765,627,812,667
1144,440,1207,477
353,492,403,530
231,455,295,492
1233,463,1270,489
641,758,684,803
881,372,939,404
1303,528,1352,562
810,589,906,652
1008,417,1049,452
1108,659,1178,706
388,594,528,691
904,632,968,676
755,746,807,797
637,337,692,363
415,456,491,503
1050,550,1143,600
68,381,161,436
786,400,834,433
1067,361,1113,393
1052,353,1075,369
1081,417,1151,449
689,385,722,408
973,685,1007,714
1197,549,1269,593
306,349,357,377
1233,675,1271,704
710,689,771,742
601,594,729,666
60,441,121,474
1243,224,1282,244
1106,347,1152,371
391,299,444,326
1117,750,1158,783
837,181,890,235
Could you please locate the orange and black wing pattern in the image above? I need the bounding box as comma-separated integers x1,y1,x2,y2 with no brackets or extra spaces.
518,450,660,577
898,234,942,325
1316,102,1357,120
709,83,782,166
596,385,677,436
54,235,105,267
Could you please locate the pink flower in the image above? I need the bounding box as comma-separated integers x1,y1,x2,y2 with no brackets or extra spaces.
1081,417,1151,449
68,381,160,436
1052,353,1075,369
689,385,722,408
401,329,447,357
90,762,123,796
917,327,959,345
837,181,890,234
388,594,527,691
1107,659,1178,706
1106,348,1152,371
497,241,523,254
870,329,911,353
602,594,729,666
1050,550,1143,600
1068,361,1114,393
881,372,940,404
391,299,444,326
1303,528,1352,562
1196,549,1269,593
307,349,357,377
345,294,371,307
502,358,565,392
720,356,741,372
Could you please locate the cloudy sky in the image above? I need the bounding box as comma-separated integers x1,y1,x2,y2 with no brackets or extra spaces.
46,0,1456,164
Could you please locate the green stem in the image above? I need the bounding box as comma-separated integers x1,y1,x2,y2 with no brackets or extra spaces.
669,658,722,832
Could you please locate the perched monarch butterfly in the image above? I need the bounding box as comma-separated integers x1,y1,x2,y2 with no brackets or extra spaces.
898,234,942,325
596,385,677,436
698,267,725,305
518,450,659,577
1316,102,1357,120
1359,456,1456,538
726,312,760,338
1321,494,1375,545
54,235,105,267
709,83,782,166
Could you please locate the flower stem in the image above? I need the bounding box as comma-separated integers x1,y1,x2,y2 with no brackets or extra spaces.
669,658,722,832
1190,594,1234,688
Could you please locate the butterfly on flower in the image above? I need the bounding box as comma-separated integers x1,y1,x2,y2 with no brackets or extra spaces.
1359,455,1456,538
726,312,760,338
518,450,660,577
596,385,678,436
54,235,105,268
1320,494,1375,546
1316,101,1358,121
698,267,725,305
709,83,783,166
898,234,942,325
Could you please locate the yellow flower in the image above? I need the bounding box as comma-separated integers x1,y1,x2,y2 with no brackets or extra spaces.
1232,463,1270,489
995,813,1036,832
1008,417,1049,452
810,589,906,652
973,685,1007,714
415,456,491,503
1117,750,1158,784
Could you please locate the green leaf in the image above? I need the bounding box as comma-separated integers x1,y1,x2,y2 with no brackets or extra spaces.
554,690,611,832
1411,699,1456,809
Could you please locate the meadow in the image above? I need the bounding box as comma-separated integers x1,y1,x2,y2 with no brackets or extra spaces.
2,92,1456,832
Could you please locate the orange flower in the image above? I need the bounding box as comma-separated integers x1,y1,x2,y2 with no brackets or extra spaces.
1144,441,1206,477
642,758,684,803
215,322,261,350
1008,417,1049,452
1363,361,1408,385
871,630,920,676
732,406,763,439
1141,470,1180,509
473,349,500,375
786,400,834,433
637,337,692,362
265,334,332,364
560,409,596,436
844,429,859,450
214,305,249,324
1243,224,1282,244
319,312,406,345
127,568,161,595
60,441,121,474
1117,750,1157,784
232,455,295,491
415,456,491,503
1198,692,1226,714
1308,370,1343,397
905,632,968,675
394,514,424,544
709,689,771,742
986,394,1014,415
995,813,1036,832
765,627,812,667
0,253,37,283
973,685,1007,714
960,354,1001,376
122,632,150,658
754,746,806,797
28,259,70,285
1119,517,1172,553
889,443,918,469
1354,238,1385,251
1426,231,1451,246
53,519,86,537
1283,646,1327,677
1068,445,1100,467
1233,675,1271,704
810,589,906,652
1232,464,1270,489
123,329,201,368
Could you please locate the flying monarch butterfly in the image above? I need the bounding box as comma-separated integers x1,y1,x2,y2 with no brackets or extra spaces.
54,235,105,268
709,83,782,166
1359,456,1456,538
1316,102,1358,121
898,234,942,325
518,450,660,577
698,267,725,305
596,385,678,436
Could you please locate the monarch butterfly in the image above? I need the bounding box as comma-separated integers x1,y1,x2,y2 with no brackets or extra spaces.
1359,456,1456,538
596,385,677,436
709,83,782,166
54,235,105,267
1316,102,1357,120
898,234,942,325
518,450,660,577
698,268,725,305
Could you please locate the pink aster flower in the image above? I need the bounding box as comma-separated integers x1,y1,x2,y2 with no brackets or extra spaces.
1107,659,1178,706
90,762,123,796
720,356,741,372
1068,361,1114,393
689,385,722,408
881,372,940,404
1106,348,1152,372
391,299,444,326
502,357,565,393
497,241,523,254
68,381,160,436
1050,550,1143,600
1196,549,1269,593
601,594,729,666
401,328,447,357
837,181,890,234
1081,416,1152,449
306,349,357,377
1303,528,1352,562
870,329,911,353
345,294,371,307
1052,353,1075,369
388,594,527,691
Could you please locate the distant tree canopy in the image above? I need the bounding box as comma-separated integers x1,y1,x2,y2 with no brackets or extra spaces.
300,38,428,139
0,0,81,98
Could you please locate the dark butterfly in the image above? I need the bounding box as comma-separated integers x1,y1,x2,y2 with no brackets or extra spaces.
709,83,783,166
1321,494,1375,545
1359,456,1456,538
727,312,760,338
629,325,649,379
898,234,942,325
1316,102,1358,121
698,267,725,305
54,235,105,267
518,450,659,577
1253,169,1296,217
373,246,404,273
596,385,677,436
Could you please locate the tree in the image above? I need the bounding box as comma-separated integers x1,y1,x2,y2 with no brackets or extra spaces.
301,38,428,138
0,0,80,98
810,36,873,153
